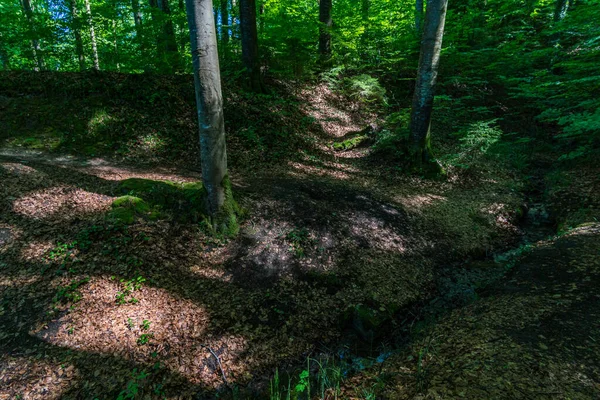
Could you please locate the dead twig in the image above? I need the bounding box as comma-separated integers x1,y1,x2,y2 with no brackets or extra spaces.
200,344,229,387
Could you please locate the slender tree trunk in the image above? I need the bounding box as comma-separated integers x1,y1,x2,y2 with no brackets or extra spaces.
150,0,180,70
0,47,10,71
21,0,46,71
318,0,332,63
554,0,569,21
84,0,100,70
132,0,144,42
221,0,229,44
415,0,424,34
258,0,264,35
360,0,369,57
239,0,265,92
409,0,448,167
184,0,236,230
68,0,86,71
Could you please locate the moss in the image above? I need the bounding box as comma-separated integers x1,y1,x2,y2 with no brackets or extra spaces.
109,206,136,224
202,175,242,237
111,195,150,212
109,196,152,224
117,176,240,236
333,135,368,151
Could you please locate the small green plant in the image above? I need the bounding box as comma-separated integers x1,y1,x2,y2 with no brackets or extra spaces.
141,319,151,330
286,228,313,257
126,318,135,329
137,333,154,345
54,277,89,304
116,369,148,400
116,276,145,305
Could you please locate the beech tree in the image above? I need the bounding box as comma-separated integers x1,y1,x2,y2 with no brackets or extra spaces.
415,0,424,33
68,0,85,71
185,0,238,232
408,0,448,167
554,0,569,21
21,0,45,71
84,0,100,70
239,0,265,92
318,0,332,63
150,0,180,71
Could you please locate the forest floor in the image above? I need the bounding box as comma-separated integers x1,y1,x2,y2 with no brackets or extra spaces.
1,74,599,399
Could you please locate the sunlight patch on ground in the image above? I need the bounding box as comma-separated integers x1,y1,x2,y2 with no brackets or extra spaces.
79,165,199,183
1,162,41,175
12,187,113,220
0,355,75,399
287,161,354,180
34,276,248,389
189,265,232,282
299,84,362,138
347,211,407,252
20,240,55,263
394,193,447,213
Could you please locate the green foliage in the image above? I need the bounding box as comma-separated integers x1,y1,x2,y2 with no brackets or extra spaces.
441,119,503,169
118,178,206,223
115,275,145,305
54,277,90,304
345,74,386,104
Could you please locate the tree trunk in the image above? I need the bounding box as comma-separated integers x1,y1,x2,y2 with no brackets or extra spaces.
221,0,229,44
554,0,569,21
239,0,265,92
415,0,424,34
132,0,144,42
21,0,46,71
318,0,332,63
360,0,369,57
409,0,448,167
184,0,237,232
84,0,100,70
150,0,180,71
0,47,10,71
68,0,86,71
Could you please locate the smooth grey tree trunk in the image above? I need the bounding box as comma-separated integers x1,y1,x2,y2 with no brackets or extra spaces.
239,0,265,92
409,0,448,166
318,0,332,63
415,0,424,34
84,0,100,70
68,0,86,71
554,0,569,21
184,0,230,221
22,0,46,71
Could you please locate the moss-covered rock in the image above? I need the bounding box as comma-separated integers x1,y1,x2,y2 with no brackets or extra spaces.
109,195,151,224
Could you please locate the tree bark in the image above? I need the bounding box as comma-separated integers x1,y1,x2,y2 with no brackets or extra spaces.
131,0,144,43
221,0,229,44
409,0,448,167
68,0,86,71
84,0,100,70
554,0,569,21
184,0,234,227
0,47,10,71
239,0,265,92
21,0,46,71
318,0,332,63
415,0,424,34
150,0,180,70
